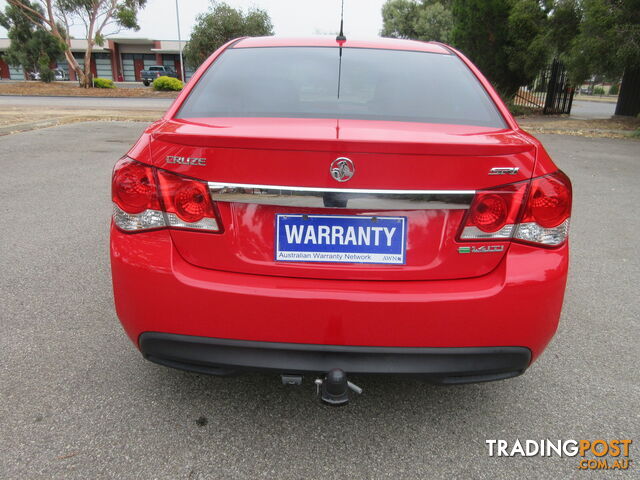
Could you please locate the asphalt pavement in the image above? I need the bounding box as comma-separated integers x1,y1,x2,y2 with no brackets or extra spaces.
0,122,638,479
570,99,617,119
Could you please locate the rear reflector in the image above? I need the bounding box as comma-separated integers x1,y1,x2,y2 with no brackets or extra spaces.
111,157,221,233
460,171,571,247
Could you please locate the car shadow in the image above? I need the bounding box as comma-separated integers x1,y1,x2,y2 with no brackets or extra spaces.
139,361,529,430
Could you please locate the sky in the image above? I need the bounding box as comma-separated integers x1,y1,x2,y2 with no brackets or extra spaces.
0,0,386,40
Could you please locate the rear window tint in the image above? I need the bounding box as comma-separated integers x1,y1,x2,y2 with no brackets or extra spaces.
177,46,505,128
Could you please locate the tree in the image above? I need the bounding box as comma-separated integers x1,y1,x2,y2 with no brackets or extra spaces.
564,0,640,116
451,0,549,100
381,0,419,38
183,2,274,70
0,1,64,82
5,0,147,87
546,0,581,58
381,0,453,43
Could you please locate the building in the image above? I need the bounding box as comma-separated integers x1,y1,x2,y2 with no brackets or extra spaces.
0,37,195,81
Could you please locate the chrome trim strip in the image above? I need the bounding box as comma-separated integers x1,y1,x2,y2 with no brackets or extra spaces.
208,182,475,210
209,182,475,196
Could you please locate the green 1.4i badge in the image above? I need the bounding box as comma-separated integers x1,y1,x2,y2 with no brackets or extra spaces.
459,245,506,254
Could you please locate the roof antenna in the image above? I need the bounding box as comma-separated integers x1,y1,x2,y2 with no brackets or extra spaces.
336,0,345,99
336,0,346,42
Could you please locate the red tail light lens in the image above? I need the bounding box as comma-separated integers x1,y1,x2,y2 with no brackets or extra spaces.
523,171,572,228
470,194,508,232
176,184,209,222
460,182,528,240
156,169,220,230
112,157,221,233
112,158,160,213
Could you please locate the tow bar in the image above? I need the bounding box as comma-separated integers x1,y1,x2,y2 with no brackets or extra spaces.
315,369,363,406
281,368,362,405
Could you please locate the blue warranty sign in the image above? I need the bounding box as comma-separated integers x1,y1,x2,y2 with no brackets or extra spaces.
276,214,407,265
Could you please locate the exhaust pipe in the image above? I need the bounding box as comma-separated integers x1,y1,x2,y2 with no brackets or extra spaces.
314,368,362,406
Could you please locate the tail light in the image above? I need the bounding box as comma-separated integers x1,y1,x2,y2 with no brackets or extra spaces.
156,169,220,230
459,171,571,247
514,171,571,246
112,159,160,214
460,182,528,240
112,157,221,233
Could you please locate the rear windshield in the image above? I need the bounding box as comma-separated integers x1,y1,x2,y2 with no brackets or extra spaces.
177,46,505,128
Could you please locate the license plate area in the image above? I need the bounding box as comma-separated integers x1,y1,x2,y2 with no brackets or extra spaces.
275,214,407,265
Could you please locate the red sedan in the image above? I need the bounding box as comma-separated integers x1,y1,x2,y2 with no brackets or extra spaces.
111,37,571,402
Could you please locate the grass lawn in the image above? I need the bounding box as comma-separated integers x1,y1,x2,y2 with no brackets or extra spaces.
573,94,618,104
0,105,161,135
0,81,179,98
518,115,640,139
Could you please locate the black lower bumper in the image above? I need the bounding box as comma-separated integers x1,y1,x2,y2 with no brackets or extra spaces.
139,333,531,384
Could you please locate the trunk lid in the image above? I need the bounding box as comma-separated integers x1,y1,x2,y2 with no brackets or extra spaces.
147,118,536,281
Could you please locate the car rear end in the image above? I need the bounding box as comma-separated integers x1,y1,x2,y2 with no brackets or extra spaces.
110,37,571,385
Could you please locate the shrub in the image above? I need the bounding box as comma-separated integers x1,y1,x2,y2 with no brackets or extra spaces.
94,77,115,89
608,83,619,95
507,103,539,117
153,76,183,91
593,86,605,95
38,54,54,83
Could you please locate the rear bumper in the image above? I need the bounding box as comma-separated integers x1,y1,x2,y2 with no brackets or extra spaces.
140,332,531,384
111,227,568,365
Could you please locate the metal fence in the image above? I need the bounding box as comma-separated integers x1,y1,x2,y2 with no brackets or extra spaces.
513,59,575,115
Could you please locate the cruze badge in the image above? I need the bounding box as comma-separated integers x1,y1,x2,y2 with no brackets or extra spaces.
330,157,354,182
166,155,206,166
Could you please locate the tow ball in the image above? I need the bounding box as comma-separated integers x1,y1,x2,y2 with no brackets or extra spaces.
314,369,363,406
